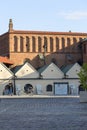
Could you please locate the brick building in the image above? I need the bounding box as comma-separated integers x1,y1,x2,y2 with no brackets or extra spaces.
0,19,87,68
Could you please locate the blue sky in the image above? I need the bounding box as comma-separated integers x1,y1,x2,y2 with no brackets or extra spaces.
0,0,87,34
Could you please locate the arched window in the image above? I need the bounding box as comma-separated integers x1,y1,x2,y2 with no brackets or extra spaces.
56,37,59,51
14,36,18,52
38,37,42,52
73,37,77,43
24,84,33,94
26,36,30,52
44,37,48,52
67,38,71,51
32,36,36,52
79,37,82,41
50,37,53,52
72,37,77,51
20,36,24,52
46,84,52,91
62,37,65,52
67,38,70,47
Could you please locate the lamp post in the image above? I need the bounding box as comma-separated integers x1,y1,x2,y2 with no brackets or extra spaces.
43,44,47,65
13,73,16,95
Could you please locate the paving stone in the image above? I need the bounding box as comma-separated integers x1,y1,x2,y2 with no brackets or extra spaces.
0,97,87,130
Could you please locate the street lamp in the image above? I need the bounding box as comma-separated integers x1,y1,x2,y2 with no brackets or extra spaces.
13,73,16,95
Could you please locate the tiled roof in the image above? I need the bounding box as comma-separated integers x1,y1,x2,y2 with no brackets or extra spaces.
10,30,87,36
0,56,13,64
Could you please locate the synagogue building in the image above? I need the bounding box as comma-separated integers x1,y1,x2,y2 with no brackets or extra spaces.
0,19,87,68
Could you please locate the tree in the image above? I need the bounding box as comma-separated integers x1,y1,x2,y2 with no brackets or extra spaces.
78,63,87,91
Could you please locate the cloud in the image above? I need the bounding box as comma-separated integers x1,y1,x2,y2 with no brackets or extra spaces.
59,11,87,20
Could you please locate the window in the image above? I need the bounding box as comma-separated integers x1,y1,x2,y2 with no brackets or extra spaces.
20,36,24,52
46,84,52,91
56,37,59,51
24,84,33,94
44,37,48,52
38,37,42,52
50,37,53,52
62,37,65,52
14,36,18,52
72,37,77,51
32,36,36,52
26,36,30,52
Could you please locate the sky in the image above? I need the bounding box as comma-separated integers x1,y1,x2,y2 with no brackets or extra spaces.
0,0,87,34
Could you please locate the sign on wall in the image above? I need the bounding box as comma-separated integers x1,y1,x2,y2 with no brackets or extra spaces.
54,83,68,95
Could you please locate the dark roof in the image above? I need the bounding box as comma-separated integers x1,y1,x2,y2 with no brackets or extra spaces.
38,64,48,73
61,64,74,74
11,65,23,73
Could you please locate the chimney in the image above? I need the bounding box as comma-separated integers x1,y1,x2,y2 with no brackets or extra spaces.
9,19,13,32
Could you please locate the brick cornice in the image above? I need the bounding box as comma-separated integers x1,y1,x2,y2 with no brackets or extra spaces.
8,30,87,36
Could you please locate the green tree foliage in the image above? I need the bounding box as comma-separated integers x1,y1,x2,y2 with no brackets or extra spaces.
78,63,87,91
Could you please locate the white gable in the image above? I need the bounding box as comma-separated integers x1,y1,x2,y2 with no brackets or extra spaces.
41,63,64,79
0,62,13,79
15,62,39,78
66,63,81,78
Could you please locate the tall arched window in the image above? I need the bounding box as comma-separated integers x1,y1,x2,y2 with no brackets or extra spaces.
73,37,77,51
38,37,42,52
20,36,24,52
79,37,82,41
73,37,77,44
56,37,59,51
67,38,71,51
62,37,65,52
50,37,53,52
26,36,30,52
44,37,48,52
14,36,18,52
32,36,36,52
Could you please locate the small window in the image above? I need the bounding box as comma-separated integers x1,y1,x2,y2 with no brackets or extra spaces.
46,84,52,91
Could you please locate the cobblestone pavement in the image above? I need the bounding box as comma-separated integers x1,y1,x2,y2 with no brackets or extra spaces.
0,97,87,130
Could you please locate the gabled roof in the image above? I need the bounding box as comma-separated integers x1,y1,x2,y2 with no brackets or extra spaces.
0,62,13,79
61,62,81,78
12,62,39,78
38,62,64,79
0,56,13,65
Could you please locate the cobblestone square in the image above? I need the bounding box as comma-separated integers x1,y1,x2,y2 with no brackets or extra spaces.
0,97,87,130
